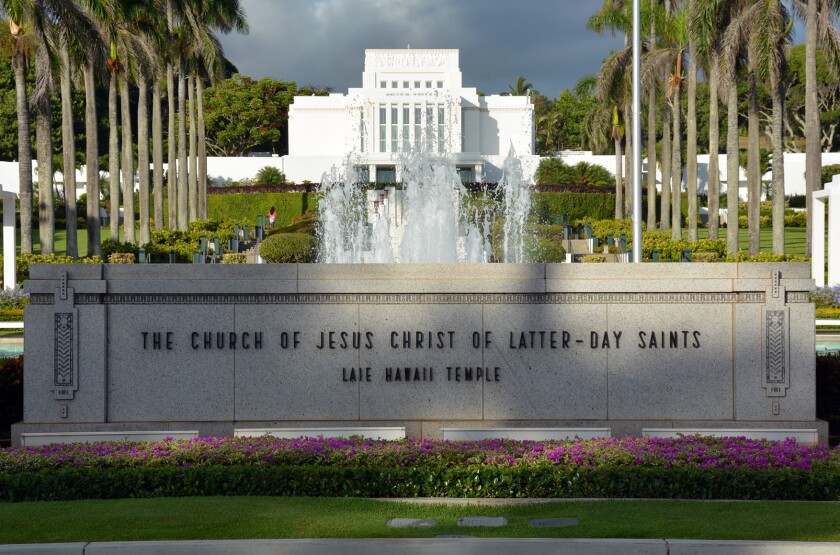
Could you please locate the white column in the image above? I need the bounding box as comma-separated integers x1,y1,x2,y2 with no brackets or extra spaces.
813,193,826,287
2,194,15,289
827,178,840,286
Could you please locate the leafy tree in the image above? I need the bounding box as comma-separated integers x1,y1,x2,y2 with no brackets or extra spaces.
203,74,299,156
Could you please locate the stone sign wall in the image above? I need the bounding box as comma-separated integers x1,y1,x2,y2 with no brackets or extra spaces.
14,262,822,443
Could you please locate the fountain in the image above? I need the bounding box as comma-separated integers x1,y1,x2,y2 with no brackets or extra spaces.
316,145,531,263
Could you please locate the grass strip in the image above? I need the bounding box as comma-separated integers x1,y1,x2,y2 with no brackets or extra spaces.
1,497,839,544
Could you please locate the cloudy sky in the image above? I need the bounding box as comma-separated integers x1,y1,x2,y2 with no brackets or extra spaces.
218,0,627,98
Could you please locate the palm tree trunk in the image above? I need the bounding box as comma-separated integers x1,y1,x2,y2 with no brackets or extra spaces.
188,75,197,221
197,78,207,220
35,52,54,256
83,64,101,257
177,58,188,231
747,63,760,256
726,77,740,256
804,0,819,258
13,51,33,254
138,77,150,246
647,85,657,231
671,85,682,241
60,42,77,259
153,80,164,230
109,72,121,243
661,93,671,232
120,74,136,245
623,98,632,219
614,135,623,220
36,101,54,255
707,58,720,240
686,43,698,242
772,82,785,255
647,0,657,232
167,61,177,230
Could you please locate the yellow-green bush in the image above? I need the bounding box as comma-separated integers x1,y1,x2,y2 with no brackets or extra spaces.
222,254,246,264
259,233,315,263
582,255,607,263
108,253,135,264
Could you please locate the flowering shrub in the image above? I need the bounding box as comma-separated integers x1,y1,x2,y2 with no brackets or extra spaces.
812,284,840,309
0,435,837,501
0,287,29,311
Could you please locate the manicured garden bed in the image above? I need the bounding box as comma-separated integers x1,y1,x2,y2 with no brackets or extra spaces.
1,435,838,502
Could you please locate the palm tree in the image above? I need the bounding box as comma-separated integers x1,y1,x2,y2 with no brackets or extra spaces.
107,43,120,242
588,0,632,220
185,0,247,223
690,0,734,241
508,76,532,96
165,1,176,229
59,38,78,258
152,77,164,229
685,0,699,242
1,5,37,253
792,0,840,257
187,73,196,221
34,45,54,254
748,2,792,255
646,0,658,232
82,60,101,257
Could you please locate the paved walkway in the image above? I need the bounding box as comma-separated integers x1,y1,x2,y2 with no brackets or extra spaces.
3,538,840,554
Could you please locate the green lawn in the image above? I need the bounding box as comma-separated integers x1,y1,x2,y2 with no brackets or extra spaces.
0,497,838,543
679,226,809,255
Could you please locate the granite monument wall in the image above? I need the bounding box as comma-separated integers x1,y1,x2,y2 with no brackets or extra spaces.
13,262,823,443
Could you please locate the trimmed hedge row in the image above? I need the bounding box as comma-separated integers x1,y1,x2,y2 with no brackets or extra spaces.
208,192,317,228
1,463,838,502
531,192,616,222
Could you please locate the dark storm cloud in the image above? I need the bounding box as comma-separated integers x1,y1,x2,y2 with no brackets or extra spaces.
218,0,625,97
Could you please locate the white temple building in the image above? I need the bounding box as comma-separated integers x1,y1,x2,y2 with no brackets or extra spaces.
283,48,538,183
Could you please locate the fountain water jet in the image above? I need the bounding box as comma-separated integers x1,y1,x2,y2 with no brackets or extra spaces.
317,146,530,263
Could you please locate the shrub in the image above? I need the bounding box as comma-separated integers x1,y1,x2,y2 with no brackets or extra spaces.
582,255,607,263
788,195,806,208
255,166,286,186
692,252,719,262
724,252,809,262
108,253,135,264
535,157,614,188
524,236,566,263
531,192,616,222
0,287,29,310
812,285,840,309
101,239,139,261
641,231,727,261
12,254,102,284
259,233,315,263
816,307,840,319
222,254,246,264
784,212,807,227
821,164,840,186
0,436,836,501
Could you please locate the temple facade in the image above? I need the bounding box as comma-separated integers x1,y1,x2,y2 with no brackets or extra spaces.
284,49,537,183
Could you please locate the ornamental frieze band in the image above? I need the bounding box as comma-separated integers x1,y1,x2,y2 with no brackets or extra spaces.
27,291,786,306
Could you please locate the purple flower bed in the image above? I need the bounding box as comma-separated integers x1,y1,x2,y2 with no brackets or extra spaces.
1,435,835,473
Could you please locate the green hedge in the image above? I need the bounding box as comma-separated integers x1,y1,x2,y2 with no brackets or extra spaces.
1,463,838,502
208,192,317,227
531,192,616,222
259,233,316,263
